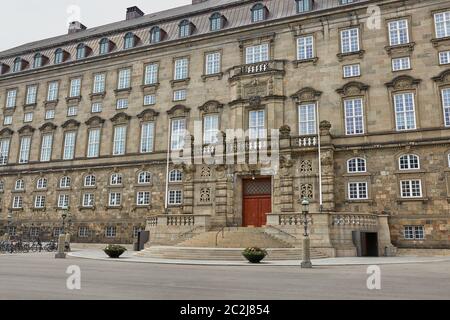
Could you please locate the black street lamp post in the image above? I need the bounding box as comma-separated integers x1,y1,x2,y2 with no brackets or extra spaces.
300,198,312,269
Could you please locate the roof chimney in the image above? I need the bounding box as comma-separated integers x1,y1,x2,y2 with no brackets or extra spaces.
68,21,87,34
126,6,145,20
192,0,208,4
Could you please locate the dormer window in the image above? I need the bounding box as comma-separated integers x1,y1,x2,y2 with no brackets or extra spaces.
150,26,165,43
33,53,42,68
296,0,313,13
251,3,267,23
179,20,193,38
55,48,65,64
0,63,10,75
76,43,87,60
13,58,22,72
210,13,225,31
124,32,137,49
99,38,111,54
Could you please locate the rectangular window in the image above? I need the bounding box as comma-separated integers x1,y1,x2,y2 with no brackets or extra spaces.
63,131,76,160
171,118,186,151
168,190,183,205
69,78,81,97
0,138,10,165
439,51,450,65
67,106,78,117
341,28,360,53
343,64,361,78
116,98,128,110
298,104,316,135
249,110,266,140
394,93,416,131
105,226,116,238
45,109,55,120
144,63,158,85
173,90,186,101
118,68,131,90
143,95,156,106
140,122,154,153
24,112,33,123
3,116,12,125
109,193,122,206
12,196,23,209
435,12,450,38
344,98,364,135
392,57,411,71
245,44,269,64
442,88,450,127
19,136,31,163
58,194,69,208
137,191,151,206
174,58,189,80
404,226,425,240
297,36,314,60
348,182,368,200
47,82,59,101
91,102,102,113
34,195,46,208
203,114,219,144
205,52,221,75
388,20,409,46
6,89,17,108
113,126,127,155
78,227,89,238
400,180,422,198
40,134,53,162
83,193,95,207
26,86,38,105
297,0,312,13
87,128,100,158
93,73,106,93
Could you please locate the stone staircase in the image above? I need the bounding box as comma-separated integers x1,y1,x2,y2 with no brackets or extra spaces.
136,227,329,261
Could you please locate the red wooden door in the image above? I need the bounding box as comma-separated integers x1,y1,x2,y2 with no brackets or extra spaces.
243,178,272,227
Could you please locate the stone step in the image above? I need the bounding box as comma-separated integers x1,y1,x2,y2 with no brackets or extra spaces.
137,246,328,261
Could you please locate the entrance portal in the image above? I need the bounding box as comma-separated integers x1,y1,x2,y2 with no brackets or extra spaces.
242,178,272,227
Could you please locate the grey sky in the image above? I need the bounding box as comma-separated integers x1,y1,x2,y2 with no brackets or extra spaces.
0,0,190,51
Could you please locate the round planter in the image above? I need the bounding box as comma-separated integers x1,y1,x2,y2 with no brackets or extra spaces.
243,252,267,263
104,249,126,259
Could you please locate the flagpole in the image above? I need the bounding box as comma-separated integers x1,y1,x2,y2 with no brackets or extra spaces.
165,119,171,212
316,101,323,212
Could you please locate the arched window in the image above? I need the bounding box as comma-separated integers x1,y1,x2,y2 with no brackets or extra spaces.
179,20,192,38
150,27,162,43
99,38,110,54
347,158,366,173
210,13,223,31
84,175,96,187
169,169,183,182
110,173,123,185
13,58,22,72
138,171,151,184
76,43,86,60
54,48,64,64
36,178,48,189
251,3,267,22
15,179,25,191
33,53,42,68
399,154,420,170
60,176,71,188
124,32,136,49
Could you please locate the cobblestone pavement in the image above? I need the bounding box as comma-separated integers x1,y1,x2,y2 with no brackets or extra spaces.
1,252,450,300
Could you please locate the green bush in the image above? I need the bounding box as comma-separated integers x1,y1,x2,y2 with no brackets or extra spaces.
104,245,127,258
242,247,268,263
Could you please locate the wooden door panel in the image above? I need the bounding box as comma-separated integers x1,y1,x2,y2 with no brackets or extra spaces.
259,197,271,226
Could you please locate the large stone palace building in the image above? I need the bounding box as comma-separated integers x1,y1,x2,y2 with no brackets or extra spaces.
1,0,450,256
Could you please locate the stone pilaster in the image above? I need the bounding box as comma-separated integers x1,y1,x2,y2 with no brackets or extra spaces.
319,121,335,212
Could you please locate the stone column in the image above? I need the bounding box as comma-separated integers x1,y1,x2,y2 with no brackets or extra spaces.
377,214,397,256
278,125,294,212
319,121,335,212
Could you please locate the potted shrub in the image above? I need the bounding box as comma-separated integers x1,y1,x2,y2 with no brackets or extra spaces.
103,245,127,258
242,247,268,263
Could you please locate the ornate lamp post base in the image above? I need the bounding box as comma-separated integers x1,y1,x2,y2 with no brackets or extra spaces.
301,236,313,269
54,234,67,259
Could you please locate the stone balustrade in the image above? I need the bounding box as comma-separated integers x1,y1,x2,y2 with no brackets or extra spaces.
330,213,378,229
147,214,211,228
291,135,318,148
267,212,312,226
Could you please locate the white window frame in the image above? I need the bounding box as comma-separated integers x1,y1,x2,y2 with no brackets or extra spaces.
117,68,131,90
3,115,13,125
205,52,221,75
110,173,123,186
174,58,189,80
67,106,78,117
392,57,411,71
170,118,186,151
404,226,425,240
169,170,183,182
143,95,156,106
0,138,10,165
343,64,361,78
12,196,23,209
341,28,360,53
442,88,450,127
105,226,117,238
400,180,423,198
36,178,47,190
63,131,76,160
138,172,152,185
173,89,186,102
58,194,69,208
298,104,316,135
6,89,17,108
47,82,59,102
399,154,420,170
87,128,100,158
116,98,129,110
91,102,102,113
297,35,314,60
108,193,122,207
245,44,269,64
168,190,183,205
82,193,95,208
140,122,154,153
34,195,46,209
69,78,82,97
60,176,71,189
388,19,409,46
203,114,220,144
45,109,55,120
136,191,151,206
348,182,368,200
249,110,266,140
84,175,96,187
15,179,25,191
434,11,450,39
26,85,38,105
347,157,367,173
113,126,127,156
93,73,106,93
19,136,31,164
394,92,416,131
439,51,450,65
144,63,158,85
344,98,364,135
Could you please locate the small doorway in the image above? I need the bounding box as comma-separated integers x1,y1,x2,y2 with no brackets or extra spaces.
242,178,272,227
361,232,379,257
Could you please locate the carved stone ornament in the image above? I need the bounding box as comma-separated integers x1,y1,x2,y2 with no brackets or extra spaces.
432,69,450,84
385,75,421,90
279,125,291,138
291,87,322,102
198,100,224,114
336,82,369,97
110,112,131,124
137,108,160,122
85,116,106,127
39,122,58,132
